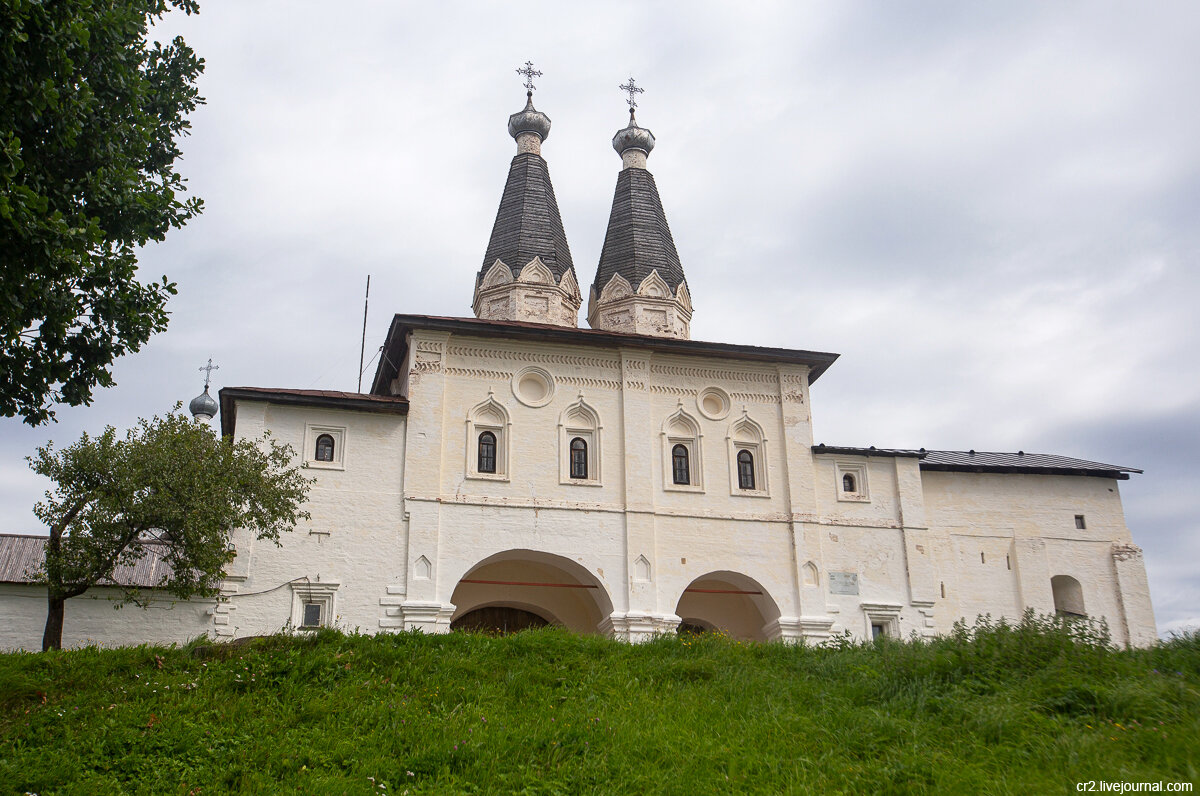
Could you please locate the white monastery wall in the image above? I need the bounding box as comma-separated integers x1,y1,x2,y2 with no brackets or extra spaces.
203,329,1153,647
0,584,213,652
219,401,407,639
812,455,903,526
920,471,1154,646
388,330,820,640
2,324,1156,650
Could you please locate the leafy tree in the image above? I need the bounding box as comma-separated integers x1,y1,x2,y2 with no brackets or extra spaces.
28,410,312,651
1,0,204,425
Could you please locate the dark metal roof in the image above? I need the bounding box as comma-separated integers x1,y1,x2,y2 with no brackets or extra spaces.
370,314,840,394
593,167,686,294
219,387,409,438
0,534,174,587
919,449,1142,479
812,444,1141,480
479,152,576,284
810,445,921,459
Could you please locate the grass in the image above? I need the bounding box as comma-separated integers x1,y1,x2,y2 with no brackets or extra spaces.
1,613,1197,795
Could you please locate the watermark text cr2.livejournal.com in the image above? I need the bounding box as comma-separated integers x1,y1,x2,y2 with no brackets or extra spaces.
1076,783,1193,793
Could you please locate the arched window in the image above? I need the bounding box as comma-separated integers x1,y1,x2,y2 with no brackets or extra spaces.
737,450,755,490
477,431,497,474
842,473,856,493
570,437,588,479
315,434,335,463
672,444,690,485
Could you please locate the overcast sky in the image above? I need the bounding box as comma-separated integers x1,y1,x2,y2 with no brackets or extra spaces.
3,2,1197,635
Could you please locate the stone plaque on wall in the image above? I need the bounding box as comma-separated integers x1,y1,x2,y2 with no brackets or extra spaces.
828,571,859,595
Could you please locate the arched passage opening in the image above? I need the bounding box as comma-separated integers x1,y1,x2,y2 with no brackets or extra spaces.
673,571,782,642
1051,575,1086,617
449,550,614,635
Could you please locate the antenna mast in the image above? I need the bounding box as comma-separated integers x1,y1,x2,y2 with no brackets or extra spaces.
357,275,370,392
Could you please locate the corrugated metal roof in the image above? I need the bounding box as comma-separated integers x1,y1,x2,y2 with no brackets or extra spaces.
811,445,921,458
919,449,1141,474
812,445,1141,479
0,534,174,587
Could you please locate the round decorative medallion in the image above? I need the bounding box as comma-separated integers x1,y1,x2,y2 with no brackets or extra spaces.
512,366,555,408
696,386,730,420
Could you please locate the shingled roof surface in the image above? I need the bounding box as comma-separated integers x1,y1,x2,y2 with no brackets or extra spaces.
0,534,174,587
479,152,575,283
593,167,686,294
812,445,1141,479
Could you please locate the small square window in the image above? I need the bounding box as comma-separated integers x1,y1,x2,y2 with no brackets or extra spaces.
302,602,322,628
861,602,901,641
1074,514,1086,530
835,461,869,502
290,582,338,631
305,425,346,470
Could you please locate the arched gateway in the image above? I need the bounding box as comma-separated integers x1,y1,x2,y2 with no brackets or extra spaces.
674,571,783,641
449,550,614,635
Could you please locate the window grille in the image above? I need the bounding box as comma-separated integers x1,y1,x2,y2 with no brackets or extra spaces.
478,431,497,473
570,437,588,479
672,444,690,485
737,450,755,490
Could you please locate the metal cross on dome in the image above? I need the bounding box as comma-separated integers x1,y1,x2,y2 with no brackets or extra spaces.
619,76,644,110
516,61,542,93
199,358,219,390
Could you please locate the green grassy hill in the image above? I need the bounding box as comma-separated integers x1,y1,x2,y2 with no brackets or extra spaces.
2,614,1197,794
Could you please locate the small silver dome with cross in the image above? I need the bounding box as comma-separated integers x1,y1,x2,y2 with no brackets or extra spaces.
612,77,655,157
189,358,220,421
508,61,551,144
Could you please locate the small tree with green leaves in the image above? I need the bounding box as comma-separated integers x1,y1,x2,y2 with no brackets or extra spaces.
28,410,312,651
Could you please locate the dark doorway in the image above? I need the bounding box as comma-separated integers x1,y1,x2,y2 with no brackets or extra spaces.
451,606,551,634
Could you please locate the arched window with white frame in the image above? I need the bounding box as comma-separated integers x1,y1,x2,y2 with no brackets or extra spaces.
662,405,703,492
465,393,510,480
727,412,768,496
559,397,601,485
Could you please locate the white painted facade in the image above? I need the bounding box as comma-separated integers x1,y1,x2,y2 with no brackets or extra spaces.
0,322,1156,650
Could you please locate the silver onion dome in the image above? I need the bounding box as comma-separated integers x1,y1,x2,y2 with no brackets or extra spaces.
189,386,218,421
612,108,655,156
508,92,552,142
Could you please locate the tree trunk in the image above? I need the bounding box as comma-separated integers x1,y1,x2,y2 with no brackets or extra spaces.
43,593,65,652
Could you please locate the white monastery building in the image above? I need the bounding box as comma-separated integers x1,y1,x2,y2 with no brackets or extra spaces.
0,75,1158,649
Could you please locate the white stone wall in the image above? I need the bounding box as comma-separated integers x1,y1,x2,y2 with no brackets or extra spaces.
0,326,1157,650
216,401,408,639
0,584,213,652
918,471,1155,645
